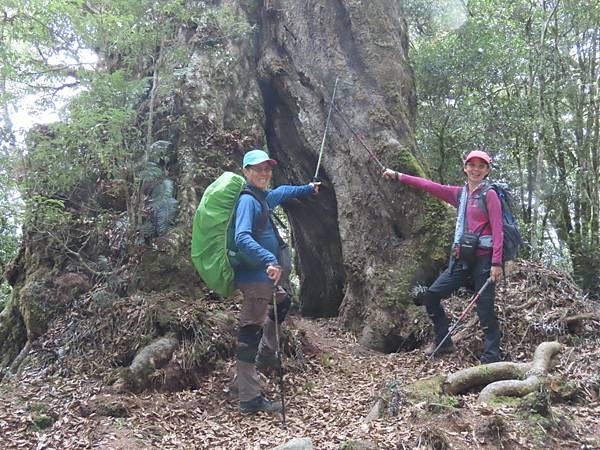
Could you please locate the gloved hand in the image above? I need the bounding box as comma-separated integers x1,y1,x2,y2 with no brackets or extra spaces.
410,284,429,306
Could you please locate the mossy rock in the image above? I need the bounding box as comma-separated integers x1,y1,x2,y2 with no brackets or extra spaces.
548,375,580,403
405,375,461,408
518,387,552,418
340,440,378,450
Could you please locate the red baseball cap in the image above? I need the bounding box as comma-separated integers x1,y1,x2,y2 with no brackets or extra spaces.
465,150,491,165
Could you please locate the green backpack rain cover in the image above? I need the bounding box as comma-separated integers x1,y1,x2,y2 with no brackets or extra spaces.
191,171,245,297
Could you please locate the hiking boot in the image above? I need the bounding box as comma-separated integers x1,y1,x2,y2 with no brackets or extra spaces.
239,395,282,415
255,352,281,371
424,341,456,357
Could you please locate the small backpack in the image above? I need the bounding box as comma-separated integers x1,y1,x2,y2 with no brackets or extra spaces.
470,182,523,262
191,172,281,296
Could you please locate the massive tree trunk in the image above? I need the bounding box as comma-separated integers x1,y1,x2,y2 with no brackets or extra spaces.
253,1,450,350
168,1,451,351
2,1,452,375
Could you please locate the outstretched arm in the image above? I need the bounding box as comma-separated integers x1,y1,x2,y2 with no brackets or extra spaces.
266,183,318,208
382,169,461,207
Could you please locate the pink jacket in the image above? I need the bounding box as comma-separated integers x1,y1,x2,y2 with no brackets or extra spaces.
399,174,504,266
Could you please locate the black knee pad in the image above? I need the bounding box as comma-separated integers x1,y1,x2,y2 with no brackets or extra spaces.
236,325,262,363
414,289,439,307
268,293,292,323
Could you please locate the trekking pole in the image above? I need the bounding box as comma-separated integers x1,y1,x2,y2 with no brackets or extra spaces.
329,102,386,171
415,277,494,379
313,76,340,182
272,293,287,427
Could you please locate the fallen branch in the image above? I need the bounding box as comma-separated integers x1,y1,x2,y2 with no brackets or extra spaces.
444,341,562,404
563,312,600,324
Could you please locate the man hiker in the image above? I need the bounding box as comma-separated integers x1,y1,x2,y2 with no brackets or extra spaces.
382,150,503,364
234,149,320,414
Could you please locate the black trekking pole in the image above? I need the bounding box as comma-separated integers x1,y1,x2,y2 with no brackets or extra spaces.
313,77,339,183
415,277,494,379
272,294,287,427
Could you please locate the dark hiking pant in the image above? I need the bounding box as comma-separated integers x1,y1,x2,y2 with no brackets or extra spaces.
235,283,290,402
423,255,501,361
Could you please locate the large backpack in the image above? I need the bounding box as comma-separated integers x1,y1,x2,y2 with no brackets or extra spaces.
464,182,523,262
191,172,275,297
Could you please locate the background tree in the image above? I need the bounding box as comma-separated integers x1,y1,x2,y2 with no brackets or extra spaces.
406,0,599,296
0,131,19,309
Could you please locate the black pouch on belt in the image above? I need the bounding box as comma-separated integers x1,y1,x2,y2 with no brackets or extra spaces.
458,232,479,265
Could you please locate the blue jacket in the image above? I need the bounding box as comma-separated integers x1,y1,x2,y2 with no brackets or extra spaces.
234,183,313,285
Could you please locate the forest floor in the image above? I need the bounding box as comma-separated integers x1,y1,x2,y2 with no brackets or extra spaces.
1,262,600,449
1,317,599,449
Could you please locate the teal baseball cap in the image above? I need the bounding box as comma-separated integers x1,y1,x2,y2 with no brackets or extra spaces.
243,149,277,168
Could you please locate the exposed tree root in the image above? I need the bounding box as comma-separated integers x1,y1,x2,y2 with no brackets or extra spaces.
113,334,179,392
8,341,31,376
0,341,31,381
444,341,562,404
444,361,532,395
563,313,600,334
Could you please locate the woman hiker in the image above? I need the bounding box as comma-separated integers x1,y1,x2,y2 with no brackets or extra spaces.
382,150,503,364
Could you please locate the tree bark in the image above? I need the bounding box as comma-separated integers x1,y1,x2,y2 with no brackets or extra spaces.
256,0,449,350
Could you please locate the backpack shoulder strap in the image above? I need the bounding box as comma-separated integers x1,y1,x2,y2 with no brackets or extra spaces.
478,182,495,218
239,187,270,234
240,187,286,245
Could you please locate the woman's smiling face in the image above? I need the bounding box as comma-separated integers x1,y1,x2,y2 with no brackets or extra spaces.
464,158,490,184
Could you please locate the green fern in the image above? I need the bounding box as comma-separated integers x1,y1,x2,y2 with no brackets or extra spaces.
149,140,173,165
137,142,178,239
150,179,178,236
138,162,164,182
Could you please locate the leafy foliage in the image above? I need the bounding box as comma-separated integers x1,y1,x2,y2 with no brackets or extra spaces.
3,0,257,249
0,96,19,310
406,0,600,295
21,71,146,198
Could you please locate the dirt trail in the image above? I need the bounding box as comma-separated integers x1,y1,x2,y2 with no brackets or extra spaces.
1,316,599,449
